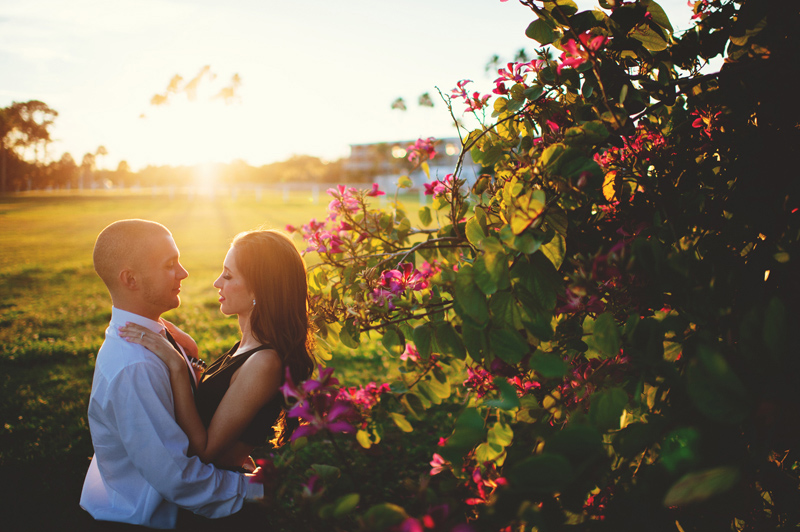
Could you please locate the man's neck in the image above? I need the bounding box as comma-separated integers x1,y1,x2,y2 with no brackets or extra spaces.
111,300,162,323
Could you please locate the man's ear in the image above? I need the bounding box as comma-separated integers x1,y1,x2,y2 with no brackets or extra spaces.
119,269,138,291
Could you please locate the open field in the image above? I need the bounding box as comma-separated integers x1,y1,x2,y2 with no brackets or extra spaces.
0,189,416,529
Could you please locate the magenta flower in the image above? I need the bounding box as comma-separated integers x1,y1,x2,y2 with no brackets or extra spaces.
301,475,321,497
366,183,385,197
492,61,534,95
371,287,397,310
280,367,356,441
450,80,490,112
450,79,473,100
424,180,446,196
337,382,390,413
326,184,360,215
379,263,430,294
406,137,438,164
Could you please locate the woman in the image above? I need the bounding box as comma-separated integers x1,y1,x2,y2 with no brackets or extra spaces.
120,229,315,470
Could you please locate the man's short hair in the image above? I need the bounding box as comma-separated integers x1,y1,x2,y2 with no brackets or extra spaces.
93,219,171,290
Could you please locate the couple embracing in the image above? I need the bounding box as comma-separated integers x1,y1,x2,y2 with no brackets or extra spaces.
80,219,315,529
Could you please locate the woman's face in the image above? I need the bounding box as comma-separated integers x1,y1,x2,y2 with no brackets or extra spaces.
213,246,254,317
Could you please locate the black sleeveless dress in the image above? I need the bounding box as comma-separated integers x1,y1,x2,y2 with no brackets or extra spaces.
195,342,283,446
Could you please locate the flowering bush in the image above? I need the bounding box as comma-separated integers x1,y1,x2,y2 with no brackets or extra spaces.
265,1,800,530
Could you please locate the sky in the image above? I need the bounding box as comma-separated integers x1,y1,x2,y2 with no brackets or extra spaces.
0,0,697,171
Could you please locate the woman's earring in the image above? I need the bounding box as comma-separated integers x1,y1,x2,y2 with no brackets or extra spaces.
252,299,256,306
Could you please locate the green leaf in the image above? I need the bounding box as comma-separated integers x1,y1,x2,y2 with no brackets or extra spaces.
540,143,566,171
490,328,529,364
564,121,609,144
541,232,566,270
511,189,546,235
483,237,509,288
659,427,701,473
339,320,360,349
412,324,434,359
465,216,485,249
381,326,405,356
474,256,498,295
333,493,360,518
489,291,519,330
507,453,573,494
526,19,555,45
593,312,621,357
389,412,414,432
631,23,668,51
416,381,442,405
560,156,603,182
397,175,413,189
418,206,433,227
687,344,750,424
529,351,568,378
546,425,603,465
524,85,545,101
644,0,673,33
663,467,740,507
427,367,452,400
612,416,665,459
462,318,490,363
454,264,490,324
440,408,486,468
310,463,341,483
363,503,408,530
588,387,628,431
421,161,430,178
485,378,521,410
435,321,466,359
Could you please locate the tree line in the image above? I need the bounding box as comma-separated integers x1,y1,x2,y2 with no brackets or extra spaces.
0,100,353,194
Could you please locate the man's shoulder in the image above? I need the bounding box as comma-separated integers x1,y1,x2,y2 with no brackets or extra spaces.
95,336,168,383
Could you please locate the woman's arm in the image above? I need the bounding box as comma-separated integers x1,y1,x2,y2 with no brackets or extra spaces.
119,323,282,464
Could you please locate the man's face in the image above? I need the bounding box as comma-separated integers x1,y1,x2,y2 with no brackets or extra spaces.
137,233,189,317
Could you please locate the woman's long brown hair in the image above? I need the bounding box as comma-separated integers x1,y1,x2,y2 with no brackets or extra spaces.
230,229,315,445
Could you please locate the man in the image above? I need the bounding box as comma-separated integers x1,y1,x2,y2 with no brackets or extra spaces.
80,219,263,529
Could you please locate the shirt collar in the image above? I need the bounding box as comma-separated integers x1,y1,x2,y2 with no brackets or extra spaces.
110,307,165,334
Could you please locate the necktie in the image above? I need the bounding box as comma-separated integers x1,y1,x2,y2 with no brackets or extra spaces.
164,329,198,396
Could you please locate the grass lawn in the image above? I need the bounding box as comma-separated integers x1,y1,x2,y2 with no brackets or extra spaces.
0,189,421,529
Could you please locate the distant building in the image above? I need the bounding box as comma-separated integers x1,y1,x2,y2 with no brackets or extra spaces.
343,137,482,193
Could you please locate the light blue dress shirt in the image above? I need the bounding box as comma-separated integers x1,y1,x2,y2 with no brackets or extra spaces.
80,307,262,529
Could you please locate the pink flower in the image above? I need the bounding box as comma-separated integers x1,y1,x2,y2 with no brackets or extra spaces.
400,343,420,362
450,80,490,112
285,224,297,233
371,287,397,310
424,180,446,196
366,183,385,197
407,137,438,164
301,475,321,497
338,382,390,412
464,366,497,398
556,32,607,74
691,108,722,139
430,453,447,475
